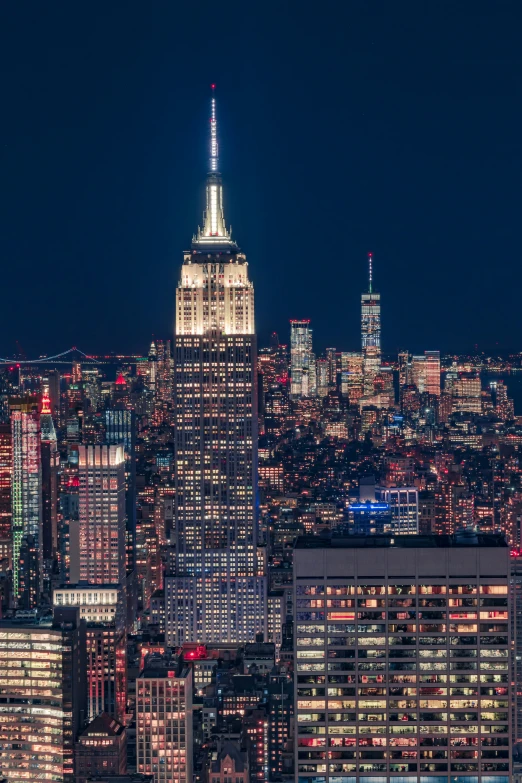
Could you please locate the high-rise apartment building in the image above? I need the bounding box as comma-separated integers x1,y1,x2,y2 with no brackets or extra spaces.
0,607,86,782
294,533,511,783
361,254,381,395
136,658,193,783
9,395,42,602
78,444,126,586
166,88,266,645
291,320,315,398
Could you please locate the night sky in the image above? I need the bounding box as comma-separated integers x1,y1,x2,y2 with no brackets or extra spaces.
0,1,520,358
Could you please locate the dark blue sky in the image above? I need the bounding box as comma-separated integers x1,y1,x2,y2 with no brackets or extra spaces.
0,1,520,357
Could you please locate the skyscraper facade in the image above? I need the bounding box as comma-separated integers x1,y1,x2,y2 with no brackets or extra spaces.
0,607,86,783
166,88,266,645
361,254,381,395
294,533,511,783
9,395,42,602
54,585,127,723
424,350,441,396
78,444,126,586
290,320,314,399
137,660,193,783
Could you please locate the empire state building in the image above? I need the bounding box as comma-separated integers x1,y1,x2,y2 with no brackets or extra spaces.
165,88,267,645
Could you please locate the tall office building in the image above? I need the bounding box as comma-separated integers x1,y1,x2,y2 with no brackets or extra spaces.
361,254,381,395
166,87,266,645
78,444,126,586
0,607,87,782
291,320,315,399
424,351,441,396
9,395,42,602
294,533,511,783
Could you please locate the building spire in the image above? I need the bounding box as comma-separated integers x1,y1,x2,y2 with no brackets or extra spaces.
368,252,373,294
40,380,57,444
209,83,218,173
192,85,236,250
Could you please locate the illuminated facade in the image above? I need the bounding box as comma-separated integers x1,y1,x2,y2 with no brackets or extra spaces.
78,444,126,586
54,584,127,722
424,351,441,396
451,375,482,414
167,88,266,645
375,486,419,534
0,607,86,783
361,254,381,395
340,353,364,404
9,395,42,602
294,533,511,783
291,320,315,399
0,424,12,567
137,662,193,783
40,383,58,563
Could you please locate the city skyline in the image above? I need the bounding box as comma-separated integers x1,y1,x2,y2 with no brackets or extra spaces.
0,3,520,356
0,6,520,783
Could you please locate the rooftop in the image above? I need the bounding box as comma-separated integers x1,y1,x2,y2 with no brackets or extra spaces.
79,712,125,738
295,531,508,550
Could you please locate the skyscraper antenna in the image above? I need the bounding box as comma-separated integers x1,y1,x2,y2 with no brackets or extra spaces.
368,252,373,294
209,83,218,173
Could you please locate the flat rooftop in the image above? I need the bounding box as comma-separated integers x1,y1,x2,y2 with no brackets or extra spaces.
295,532,508,550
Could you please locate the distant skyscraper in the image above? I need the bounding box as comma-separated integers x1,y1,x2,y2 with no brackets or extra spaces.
361,253,381,395
424,349,441,396
290,319,314,398
78,444,126,586
166,87,266,645
316,358,329,398
326,347,337,388
341,352,364,403
41,383,59,564
411,354,427,392
9,395,42,602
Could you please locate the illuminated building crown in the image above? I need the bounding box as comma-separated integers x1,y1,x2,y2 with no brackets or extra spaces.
192,85,237,251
